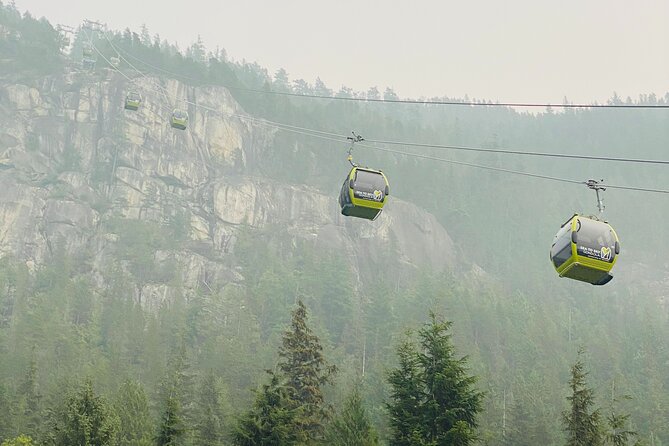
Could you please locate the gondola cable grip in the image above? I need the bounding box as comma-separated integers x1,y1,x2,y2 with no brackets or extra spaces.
586,179,606,216
347,132,364,167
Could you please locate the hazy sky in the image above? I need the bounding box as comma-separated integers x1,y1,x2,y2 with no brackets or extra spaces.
13,0,669,103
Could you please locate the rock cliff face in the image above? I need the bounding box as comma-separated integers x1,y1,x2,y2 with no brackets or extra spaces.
0,69,456,302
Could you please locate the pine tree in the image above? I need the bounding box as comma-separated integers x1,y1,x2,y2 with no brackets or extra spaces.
115,380,153,446
156,345,192,446
313,77,332,97
186,34,206,63
55,379,120,446
384,87,399,101
605,411,637,446
277,300,337,442
563,350,603,446
419,313,483,443
139,23,151,46
366,86,380,100
387,340,424,445
325,387,379,446
604,392,638,446
156,390,185,446
0,382,14,441
234,372,301,446
195,371,225,446
273,68,291,92
17,354,40,437
503,397,536,446
387,314,483,446
235,301,336,445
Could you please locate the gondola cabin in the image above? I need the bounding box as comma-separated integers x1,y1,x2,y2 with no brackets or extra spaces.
124,92,142,111
550,214,620,285
110,56,120,68
170,109,188,130
339,166,389,220
82,43,94,58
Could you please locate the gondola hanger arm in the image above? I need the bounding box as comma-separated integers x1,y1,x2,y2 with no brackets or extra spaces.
347,132,364,167
585,179,606,215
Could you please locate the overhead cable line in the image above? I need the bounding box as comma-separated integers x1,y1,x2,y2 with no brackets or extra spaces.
358,142,669,194
102,31,174,106
91,40,669,195
101,38,669,166
360,143,584,185
103,41,669,110
102,36,348,141
107,47,669,169
363,138,669,166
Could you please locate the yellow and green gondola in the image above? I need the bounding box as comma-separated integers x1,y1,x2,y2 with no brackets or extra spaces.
550,214,620,285
339,166,389,221
170,109,188,130
124,92,142,111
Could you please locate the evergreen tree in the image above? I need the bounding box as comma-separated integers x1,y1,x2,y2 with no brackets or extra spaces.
387,340,424,445
366,86,380,100
114,380,153,446
605,411,637,446
503,397,538,446
325,387,379,446
292,79,312,95
419,313,483,443
17,354,40,437
273,68,291,92
563,350,603,446
54,379,120,446
186,34,206,63
156,346,193,446
235,301,336,444
277,300,337,442
387,314,483,446
234,372,301,446
313,77,332,96
194,371,225,446
383,87,399,101
139,23,151,46
0,382,14,441
604,393,638,446
156,390,185,446
335,86,354,98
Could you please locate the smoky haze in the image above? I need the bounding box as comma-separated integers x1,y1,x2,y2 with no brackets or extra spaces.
13,0,669,103
4,2,669,444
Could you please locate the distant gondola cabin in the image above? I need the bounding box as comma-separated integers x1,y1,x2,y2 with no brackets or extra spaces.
82,43,93,58
170,109,188,130
339,166,389,221
124,92,142,111
550,214,620,285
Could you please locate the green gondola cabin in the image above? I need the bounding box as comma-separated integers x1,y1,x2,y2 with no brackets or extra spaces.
124,92,142,111
170,109,188,130
550,214,620,285
339,166,389,220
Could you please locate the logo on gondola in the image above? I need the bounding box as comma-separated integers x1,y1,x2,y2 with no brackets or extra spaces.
600,246,612,261
373,190,383,201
